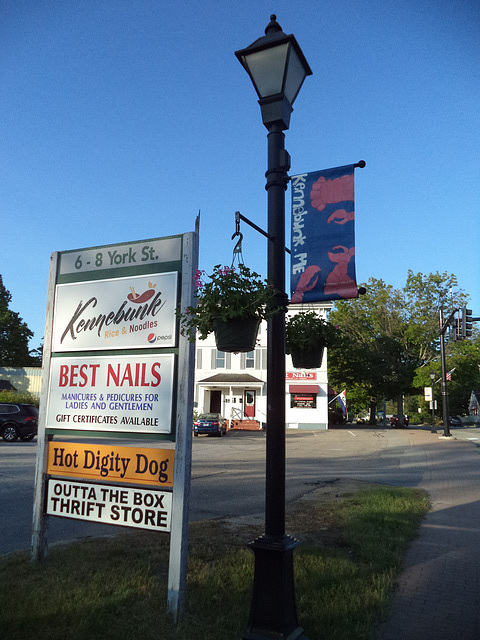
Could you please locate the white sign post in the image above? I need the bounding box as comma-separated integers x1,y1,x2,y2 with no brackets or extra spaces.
32,230,198,622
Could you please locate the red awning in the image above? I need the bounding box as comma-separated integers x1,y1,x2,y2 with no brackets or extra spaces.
289,385,319,394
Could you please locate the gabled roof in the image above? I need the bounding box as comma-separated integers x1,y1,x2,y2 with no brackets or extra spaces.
199,373,263,384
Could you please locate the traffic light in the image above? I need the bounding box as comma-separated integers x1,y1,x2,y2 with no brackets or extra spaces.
461,307,473,339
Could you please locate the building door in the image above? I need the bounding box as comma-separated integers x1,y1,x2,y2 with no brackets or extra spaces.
210,390,222,413
244,390,256,418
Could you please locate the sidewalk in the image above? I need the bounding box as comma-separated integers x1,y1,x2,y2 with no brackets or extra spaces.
374,428,480,640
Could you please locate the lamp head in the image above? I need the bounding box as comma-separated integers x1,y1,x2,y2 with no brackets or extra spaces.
235,15,312,129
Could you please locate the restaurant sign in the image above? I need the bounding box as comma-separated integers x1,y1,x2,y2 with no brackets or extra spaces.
52,272,177,352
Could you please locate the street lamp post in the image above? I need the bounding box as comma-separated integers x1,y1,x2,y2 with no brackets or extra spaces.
235,16,312,640
429,371,437,434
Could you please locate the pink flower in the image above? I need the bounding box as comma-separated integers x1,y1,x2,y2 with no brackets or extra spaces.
193,270,204,289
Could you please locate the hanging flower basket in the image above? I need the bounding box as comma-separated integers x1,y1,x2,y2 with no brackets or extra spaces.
286,311,336,369
179,265,279,345
213,317,260,353
291,346,324,370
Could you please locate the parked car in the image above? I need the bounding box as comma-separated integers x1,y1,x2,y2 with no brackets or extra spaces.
449,416,462,426
390,414,409,427
0,403,38,442
193,413,228,437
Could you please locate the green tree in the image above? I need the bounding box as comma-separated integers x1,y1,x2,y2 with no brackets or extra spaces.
445,334,480,415
414,331,480,417
328,271,468,424
0,275,39,366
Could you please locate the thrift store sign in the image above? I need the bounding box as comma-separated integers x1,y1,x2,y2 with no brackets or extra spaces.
46,479,172,532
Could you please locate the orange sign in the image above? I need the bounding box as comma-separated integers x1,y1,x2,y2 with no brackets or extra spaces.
47,442,174,487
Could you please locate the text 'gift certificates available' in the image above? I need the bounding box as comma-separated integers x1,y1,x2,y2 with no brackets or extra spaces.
52,272,178,352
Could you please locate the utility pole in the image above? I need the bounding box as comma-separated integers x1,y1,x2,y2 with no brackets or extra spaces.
438,308,457,437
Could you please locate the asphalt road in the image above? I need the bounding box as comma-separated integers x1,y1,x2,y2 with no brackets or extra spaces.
1,425,479,556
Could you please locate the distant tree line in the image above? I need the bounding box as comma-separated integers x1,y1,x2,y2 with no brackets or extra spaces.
0,275,42,368
328,270,479,423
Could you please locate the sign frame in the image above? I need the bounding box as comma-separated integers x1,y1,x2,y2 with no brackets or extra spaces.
32,229,198,622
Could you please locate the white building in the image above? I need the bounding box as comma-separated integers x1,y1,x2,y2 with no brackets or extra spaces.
193,305,331,430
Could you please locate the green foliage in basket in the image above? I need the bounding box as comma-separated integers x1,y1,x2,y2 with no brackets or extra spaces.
285,310,336,353
180,264,278,341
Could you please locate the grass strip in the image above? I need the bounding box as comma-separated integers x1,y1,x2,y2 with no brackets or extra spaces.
0,482,429,640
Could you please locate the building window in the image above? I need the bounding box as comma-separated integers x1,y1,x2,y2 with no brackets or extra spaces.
291,393,317,409
211,350,231,369
245,351,255,369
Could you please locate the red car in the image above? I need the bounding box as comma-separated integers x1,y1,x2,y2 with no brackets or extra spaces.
390,414,409,427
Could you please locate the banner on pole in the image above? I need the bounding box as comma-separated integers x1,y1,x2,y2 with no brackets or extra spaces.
290,164,359,303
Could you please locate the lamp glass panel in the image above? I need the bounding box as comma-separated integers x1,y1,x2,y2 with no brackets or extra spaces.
242,43,288,98
283,48,308,104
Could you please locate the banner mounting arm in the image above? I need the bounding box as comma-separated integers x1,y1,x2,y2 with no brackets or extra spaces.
234,211,291,255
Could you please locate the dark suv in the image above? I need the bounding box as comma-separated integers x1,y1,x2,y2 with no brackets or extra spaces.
0,403,38,442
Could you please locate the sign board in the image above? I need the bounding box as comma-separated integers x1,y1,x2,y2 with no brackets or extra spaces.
33,230,198,620
47,442,174,487
291,395,316,408
57,237,181,276
286,372,317,380
43,235,186,438
424,387,433,401
46,479,172,532
46,354,174,434
52,272,178,352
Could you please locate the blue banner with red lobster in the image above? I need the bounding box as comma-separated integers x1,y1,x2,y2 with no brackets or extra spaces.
290,164,358,303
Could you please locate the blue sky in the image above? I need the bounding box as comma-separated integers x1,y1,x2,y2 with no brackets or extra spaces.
2,0,479,348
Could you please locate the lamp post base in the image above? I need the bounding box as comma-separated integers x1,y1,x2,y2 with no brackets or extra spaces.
242,534,308,640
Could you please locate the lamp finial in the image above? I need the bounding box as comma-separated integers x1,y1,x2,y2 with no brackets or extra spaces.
265,15,282,35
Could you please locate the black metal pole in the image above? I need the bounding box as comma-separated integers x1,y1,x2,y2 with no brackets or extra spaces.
242,124,307,640
439,309,451,437
431,377,437,434
265,123,287,537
